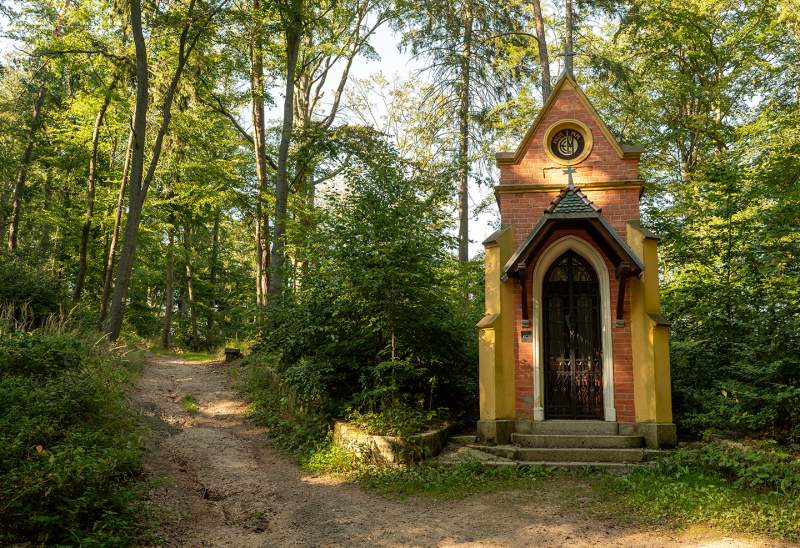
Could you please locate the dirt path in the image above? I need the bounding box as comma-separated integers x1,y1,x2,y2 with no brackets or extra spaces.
135,355,779,547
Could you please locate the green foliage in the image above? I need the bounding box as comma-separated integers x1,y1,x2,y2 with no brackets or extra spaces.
252,132,479,432
0,332,85,376
243,355,331,459
584,0,800,443
0,258,66,326
654,153,800,442
0,333,145,546
602,443,800,540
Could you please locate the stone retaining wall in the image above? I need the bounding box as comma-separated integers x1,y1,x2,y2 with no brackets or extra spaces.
332,421,450,465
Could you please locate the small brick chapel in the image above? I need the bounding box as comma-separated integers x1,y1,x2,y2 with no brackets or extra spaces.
477,73,676,449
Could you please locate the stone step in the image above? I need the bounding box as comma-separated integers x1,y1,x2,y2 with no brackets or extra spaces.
511,433,644,449
528,420,620,435
449,434,478,445
470,445,658,463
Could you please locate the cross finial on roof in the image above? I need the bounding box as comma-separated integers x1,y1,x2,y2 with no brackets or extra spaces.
563,166,577,189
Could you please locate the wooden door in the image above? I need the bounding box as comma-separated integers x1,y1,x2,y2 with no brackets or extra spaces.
542,251,604,419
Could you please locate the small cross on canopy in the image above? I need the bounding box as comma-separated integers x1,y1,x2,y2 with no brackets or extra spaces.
563,166,577,189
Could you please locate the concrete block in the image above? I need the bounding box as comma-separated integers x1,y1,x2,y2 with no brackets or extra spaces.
636,422,677,449
514,447,647,463
477,419,515,444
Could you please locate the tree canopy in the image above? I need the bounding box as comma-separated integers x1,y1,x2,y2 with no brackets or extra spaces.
0,0,797,442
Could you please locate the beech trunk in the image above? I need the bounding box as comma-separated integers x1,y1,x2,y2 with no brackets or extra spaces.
183,223,199,348
251,0,271,305
268,18,301,301
7,86,46,252
98,129,133,327
107,0,198,340
74,84,115,302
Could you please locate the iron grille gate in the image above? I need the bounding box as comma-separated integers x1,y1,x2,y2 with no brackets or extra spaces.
542,251,604,419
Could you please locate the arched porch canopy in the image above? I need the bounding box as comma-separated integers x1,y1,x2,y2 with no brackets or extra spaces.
501,186,644,324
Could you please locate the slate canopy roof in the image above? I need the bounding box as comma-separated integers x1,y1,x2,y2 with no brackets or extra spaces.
545,186,600,215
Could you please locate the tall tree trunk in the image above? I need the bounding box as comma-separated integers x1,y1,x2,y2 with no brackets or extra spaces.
39,170,52,254
268,18,301,301
251,0,271,306
531,0,551,101
7,86,46,252
207,208,220,347
457,1,473,263
107,0,149,340
564,0,574,76
183,222,199,348
99,129,133,327
74,83,115,302
108,0,198,340
162,224,175,348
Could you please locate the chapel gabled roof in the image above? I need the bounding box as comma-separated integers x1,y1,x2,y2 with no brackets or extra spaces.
495,72,642,165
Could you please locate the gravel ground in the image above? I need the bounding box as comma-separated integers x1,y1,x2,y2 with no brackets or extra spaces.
135,354,786,548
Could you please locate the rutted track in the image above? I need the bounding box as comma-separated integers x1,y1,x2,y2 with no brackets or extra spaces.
135,355,776,547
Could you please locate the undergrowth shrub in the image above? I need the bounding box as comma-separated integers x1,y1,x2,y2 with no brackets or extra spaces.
0,258,65,326
603,442,800,540
249,133,481,449
658,441,800,495
0,332,145,546
0,332,85,376
670,337,800,442
244,355,330,459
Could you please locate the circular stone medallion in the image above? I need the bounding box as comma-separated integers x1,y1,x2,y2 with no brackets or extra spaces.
551,128,585,160
543,120,593,165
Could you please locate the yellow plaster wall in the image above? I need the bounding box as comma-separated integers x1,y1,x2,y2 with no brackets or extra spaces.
627,223,673,423
478,228,516,420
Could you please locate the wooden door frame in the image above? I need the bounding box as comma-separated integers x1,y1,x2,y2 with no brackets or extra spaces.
530,235,617,422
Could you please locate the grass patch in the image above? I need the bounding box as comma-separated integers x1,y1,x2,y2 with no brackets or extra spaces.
359,461,554,499
302,444,555,499
596,443,800,541
180,394,200,415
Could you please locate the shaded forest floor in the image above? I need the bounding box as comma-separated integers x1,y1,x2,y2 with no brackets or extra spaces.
135,355,784,547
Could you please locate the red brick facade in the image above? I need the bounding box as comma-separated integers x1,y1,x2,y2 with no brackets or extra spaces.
496,76,642,423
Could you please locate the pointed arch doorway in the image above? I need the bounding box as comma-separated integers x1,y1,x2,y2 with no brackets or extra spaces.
542,250,604,419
